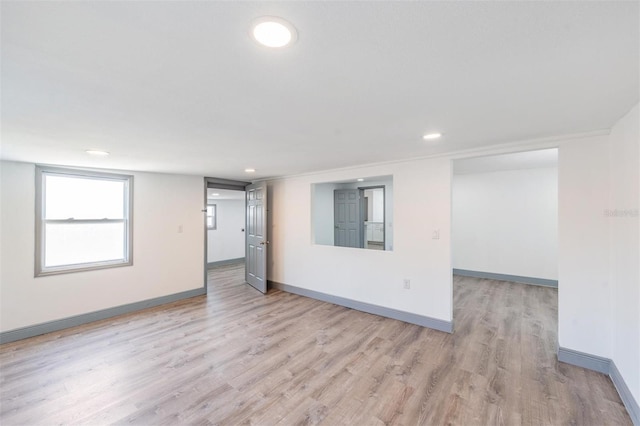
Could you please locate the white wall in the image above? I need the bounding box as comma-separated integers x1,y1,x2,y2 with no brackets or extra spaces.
207,199,245,263
608,104,639,404
373,190,384,221
269,160,451,322
311,182,339,246
558,135,612,358
0,161,204,332
365,190,374,221
366,188,384,222
556,105,640,407
453,167,558,280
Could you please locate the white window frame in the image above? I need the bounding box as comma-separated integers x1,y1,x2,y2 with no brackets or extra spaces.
207,203,217,230
35,166,134,277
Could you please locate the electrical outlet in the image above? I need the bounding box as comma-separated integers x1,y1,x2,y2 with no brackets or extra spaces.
403,279,411,289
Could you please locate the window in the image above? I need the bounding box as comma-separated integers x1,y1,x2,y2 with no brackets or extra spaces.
207,203,217,230
35,166,133,276
311,175,393,251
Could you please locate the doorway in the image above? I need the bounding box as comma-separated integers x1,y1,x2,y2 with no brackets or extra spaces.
206,188,246,269
203,177,249,294
451,148,558,350
360,186,385,250
203,177,269,295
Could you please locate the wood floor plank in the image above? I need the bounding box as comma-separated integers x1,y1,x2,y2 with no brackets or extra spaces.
0,263,633,425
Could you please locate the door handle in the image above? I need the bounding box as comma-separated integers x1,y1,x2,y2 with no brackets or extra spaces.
260,241,270,245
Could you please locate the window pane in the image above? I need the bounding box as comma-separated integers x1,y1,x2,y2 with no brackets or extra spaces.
207,204,216,229
44,222,125,267
45,175,125,220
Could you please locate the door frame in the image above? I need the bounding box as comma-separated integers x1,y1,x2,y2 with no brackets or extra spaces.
203,177,250,294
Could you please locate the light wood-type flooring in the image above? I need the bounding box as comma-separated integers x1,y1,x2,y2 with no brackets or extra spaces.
0,263,632,425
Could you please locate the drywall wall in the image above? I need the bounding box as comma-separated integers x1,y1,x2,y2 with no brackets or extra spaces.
367,188,384,222
452,167,558,280
269,159,451,323
608,103,640,404
312,182,340,246
554,122,639,412
207,199,245,263
0,161,204,332
558,136,611,359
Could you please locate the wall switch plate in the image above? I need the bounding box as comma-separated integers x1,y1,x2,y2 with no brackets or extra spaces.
432,229,440,240
403,279,411,289
178,225,183,233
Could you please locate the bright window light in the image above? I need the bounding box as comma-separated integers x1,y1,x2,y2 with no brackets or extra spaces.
36,166,133,276
207,204,217,230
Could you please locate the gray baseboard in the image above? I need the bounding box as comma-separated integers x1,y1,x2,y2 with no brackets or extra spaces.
453,269,558,288
611,361,640,426
558,347,639,425
269,280,453,333
207,257,245,268
557,346,610,373
0,287,207,344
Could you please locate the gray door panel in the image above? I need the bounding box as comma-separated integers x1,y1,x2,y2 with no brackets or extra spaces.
334,189,361,248
246,182,268,293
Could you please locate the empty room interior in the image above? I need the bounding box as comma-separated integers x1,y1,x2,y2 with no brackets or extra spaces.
1,2,638,425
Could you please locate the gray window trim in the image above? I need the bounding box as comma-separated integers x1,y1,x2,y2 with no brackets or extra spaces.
35,165,134,277
207,203,217,230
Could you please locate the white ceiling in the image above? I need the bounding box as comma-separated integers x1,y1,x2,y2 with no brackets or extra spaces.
453,148,558,175
1,1,638,180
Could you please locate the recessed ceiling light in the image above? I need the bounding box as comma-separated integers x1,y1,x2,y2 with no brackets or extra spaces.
252,16,297,48
85,150,110,156
211,193,220,196
423,133,442,140
245,168,256,173
357,178,364,182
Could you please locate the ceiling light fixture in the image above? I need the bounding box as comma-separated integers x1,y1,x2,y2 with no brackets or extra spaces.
357,178,364,182
251,16,297,48
423,133,443,140
245,168,256,173
211,193,220,196
85,150,110,156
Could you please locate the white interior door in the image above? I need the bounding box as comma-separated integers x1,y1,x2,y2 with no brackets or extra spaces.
245,182,268,293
